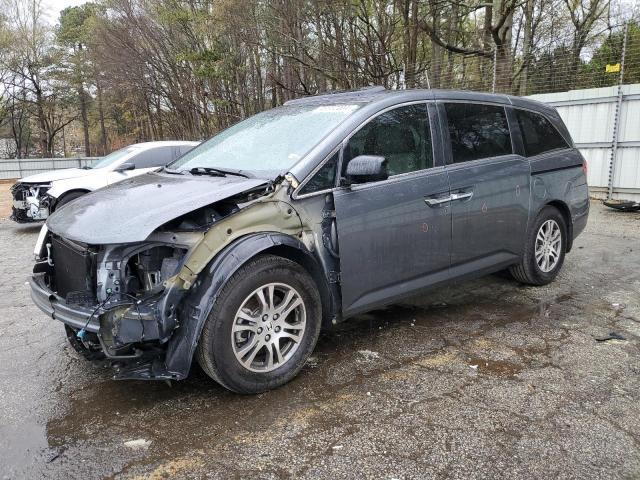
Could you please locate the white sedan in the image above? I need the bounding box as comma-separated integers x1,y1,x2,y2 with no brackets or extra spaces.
11,141,198,223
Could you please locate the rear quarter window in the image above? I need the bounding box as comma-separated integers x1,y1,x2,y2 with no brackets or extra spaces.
516,109,569,157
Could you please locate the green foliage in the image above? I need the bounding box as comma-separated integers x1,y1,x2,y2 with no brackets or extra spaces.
585,22,640,87
56,3,104,48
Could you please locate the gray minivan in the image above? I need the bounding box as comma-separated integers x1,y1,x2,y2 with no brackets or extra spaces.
30,88,589,393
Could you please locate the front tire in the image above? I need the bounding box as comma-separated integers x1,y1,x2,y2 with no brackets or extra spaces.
510,206,567,286
53,191,87,212
196,254,322,394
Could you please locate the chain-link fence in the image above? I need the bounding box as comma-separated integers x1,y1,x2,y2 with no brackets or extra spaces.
415,21,639,97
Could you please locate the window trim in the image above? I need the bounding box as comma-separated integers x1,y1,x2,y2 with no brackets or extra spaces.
292,100,436,199
438,100,516,166
292,146,342,199
513,106,572,158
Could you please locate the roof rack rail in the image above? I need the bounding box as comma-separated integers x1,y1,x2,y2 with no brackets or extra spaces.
284,86,387,105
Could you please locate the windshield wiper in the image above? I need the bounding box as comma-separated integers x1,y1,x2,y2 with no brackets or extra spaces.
188,167,250,178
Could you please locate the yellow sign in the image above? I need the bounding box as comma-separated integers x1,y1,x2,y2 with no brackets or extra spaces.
606,63,621,73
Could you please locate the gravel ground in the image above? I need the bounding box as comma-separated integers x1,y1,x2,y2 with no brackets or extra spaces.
0,201,639,479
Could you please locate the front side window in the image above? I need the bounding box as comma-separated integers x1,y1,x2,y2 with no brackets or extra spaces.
92,147,136,169
299,151,339,195
516,109,569,157
342,103,432,178
444,103,512,163
169,103,361,175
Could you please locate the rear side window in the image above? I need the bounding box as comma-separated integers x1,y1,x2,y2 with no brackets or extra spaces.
516,109,569,157
132,146,175,168
444,103,512,163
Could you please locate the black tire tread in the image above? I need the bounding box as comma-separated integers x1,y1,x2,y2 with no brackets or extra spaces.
196,254,320,394
509,205,567,286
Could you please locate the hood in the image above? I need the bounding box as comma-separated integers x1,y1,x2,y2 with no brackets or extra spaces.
46,172,270,244
19,168,93,184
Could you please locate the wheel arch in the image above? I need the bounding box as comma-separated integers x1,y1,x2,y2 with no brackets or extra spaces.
163,232,333,379
544,199,573,252
52,188,91,211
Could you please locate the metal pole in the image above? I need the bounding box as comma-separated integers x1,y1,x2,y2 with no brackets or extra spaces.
607,23,628,199
492,49,498,93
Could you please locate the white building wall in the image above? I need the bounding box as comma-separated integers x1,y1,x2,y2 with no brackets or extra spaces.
529,84,640,201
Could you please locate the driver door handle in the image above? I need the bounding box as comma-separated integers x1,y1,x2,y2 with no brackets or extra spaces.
424,195,452,207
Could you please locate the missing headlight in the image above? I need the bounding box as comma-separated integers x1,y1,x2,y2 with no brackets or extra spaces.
124,246,186,295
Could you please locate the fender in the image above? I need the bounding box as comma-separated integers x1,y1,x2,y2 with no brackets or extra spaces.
162,232,327,379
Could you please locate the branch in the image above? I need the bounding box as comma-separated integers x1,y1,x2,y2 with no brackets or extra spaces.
417,19,492,58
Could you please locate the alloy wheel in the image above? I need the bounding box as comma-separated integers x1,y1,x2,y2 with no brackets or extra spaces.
231,282,306,372
535,219,562,273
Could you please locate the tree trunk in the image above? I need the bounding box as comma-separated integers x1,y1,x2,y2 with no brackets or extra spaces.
519,0,534,95
78,84,91,156
95,76,108,154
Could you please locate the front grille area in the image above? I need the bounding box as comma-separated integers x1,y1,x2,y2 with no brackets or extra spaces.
50,235,98,302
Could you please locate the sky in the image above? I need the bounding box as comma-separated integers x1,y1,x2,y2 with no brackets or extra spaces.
42,0,87,23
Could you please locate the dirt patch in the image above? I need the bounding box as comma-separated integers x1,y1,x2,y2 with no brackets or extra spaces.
0,182,13,219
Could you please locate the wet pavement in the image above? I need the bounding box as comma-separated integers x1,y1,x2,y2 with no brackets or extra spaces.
1,201,639,479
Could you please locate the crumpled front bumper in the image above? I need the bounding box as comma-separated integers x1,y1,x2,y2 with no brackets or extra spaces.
11,184,50,222
29,274,99,332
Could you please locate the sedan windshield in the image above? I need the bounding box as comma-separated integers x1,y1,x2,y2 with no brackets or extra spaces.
168,103,361,174
91,147,136,169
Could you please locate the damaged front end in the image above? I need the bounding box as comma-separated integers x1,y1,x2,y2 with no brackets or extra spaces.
31,231,194,374
30,178,314,381
11,182,52,222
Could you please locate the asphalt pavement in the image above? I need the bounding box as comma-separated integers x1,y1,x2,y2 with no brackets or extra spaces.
1,201,639,479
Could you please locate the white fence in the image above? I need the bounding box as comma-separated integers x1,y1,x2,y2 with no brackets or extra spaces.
529,84,640,201
0,157,101,180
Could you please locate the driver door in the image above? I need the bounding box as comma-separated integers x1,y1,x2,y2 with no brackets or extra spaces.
333,103,452,317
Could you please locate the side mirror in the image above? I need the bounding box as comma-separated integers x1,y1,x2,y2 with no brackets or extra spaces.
344,155,388,185
115,162,135,172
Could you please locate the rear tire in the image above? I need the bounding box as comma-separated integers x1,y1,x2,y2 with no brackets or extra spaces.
196,254,322,394
510,206,567,286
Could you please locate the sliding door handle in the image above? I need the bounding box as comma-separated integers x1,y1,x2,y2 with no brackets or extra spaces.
424,195,452,207
451,191,473,202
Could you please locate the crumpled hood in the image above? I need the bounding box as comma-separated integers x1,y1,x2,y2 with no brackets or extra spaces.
19,168,93,184
46,172,270,244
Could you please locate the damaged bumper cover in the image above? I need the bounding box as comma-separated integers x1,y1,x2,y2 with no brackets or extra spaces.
11,183,52,222
30,274,101,332
29,271,184,380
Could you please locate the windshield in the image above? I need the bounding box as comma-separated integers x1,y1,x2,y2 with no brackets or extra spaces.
91,147,137,169
168,103,361,174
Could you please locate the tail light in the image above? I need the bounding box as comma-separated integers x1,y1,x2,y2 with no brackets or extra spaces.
581,157,588,176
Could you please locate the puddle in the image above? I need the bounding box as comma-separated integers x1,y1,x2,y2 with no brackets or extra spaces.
466,356,523,376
